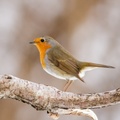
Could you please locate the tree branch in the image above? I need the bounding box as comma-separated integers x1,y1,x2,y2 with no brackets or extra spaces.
0,74,120,120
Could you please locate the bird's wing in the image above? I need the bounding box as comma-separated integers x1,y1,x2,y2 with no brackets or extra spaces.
47,46,84,81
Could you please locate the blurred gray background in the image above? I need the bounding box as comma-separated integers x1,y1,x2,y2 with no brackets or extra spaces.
0,0,120,120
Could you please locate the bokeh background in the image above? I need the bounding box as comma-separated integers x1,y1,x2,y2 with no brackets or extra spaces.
0,0,120,120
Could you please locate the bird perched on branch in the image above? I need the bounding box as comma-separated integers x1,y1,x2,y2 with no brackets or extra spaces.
30,36,114,91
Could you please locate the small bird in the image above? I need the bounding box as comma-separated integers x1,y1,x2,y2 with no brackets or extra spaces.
30,36,114,91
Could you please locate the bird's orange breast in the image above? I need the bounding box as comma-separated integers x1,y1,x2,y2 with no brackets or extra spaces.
35,41,51,68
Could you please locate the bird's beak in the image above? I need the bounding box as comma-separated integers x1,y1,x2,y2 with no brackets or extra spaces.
29,41,35,44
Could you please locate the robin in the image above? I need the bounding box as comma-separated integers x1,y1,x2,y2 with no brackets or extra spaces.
30,36,114,91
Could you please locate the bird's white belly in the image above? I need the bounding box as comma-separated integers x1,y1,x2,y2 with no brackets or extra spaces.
44,65,77,80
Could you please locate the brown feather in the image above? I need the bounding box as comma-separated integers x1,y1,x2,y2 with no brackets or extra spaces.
47,45,81,80
47,43,114,82
79,62,115,69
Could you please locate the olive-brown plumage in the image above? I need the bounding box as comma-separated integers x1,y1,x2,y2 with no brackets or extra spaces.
30,36,114,91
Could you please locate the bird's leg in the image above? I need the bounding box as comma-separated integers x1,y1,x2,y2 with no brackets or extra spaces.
63,80,73,91
63,80,70,91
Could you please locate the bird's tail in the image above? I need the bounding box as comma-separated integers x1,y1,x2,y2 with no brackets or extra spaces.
78,62,115,82
79,62,115,69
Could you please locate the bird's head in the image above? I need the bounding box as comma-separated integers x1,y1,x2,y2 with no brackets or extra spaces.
30,36,58,53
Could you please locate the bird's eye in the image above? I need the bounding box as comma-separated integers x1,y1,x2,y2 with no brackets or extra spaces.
41,39,44,42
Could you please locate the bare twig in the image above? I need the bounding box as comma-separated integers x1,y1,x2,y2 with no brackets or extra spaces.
0,74,120,120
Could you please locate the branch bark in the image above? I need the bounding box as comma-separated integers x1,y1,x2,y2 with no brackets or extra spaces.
0,74,120,120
